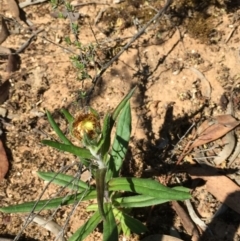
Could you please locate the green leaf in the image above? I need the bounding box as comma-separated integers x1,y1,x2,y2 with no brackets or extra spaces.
111,86,136,123
86,203,98,212
107,101,131,181
112,208,147,236
0,190,97,213
108,178,191,201
37,171,89,191
89,106,100,119
172,186,191,192
42,140,92,160
68,211,102,241
46,110,72,145
122,212,147,235
97,113,111,161
114,194,170,208
95,168,107,220
60,108,74,124
103,204,118,241
113,208,131,236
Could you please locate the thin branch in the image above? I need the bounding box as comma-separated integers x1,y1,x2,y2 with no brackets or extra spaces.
86,0,173,103
26,214,66,241
16,29,44,53
19,0,49,9
72,2,110,7
185,199,209,232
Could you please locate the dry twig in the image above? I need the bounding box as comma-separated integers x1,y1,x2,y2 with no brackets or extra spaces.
184,199,208,232
27,214,66,241
188,67,212,99
19,0,49,8
172,201,200,240
86,0,173,103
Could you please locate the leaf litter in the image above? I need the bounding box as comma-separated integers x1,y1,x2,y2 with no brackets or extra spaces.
0,139,9,181
173,88,240,240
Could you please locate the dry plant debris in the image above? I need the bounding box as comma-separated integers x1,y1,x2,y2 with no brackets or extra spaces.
176,114,240,165
0,139,9,181
189,166,240,215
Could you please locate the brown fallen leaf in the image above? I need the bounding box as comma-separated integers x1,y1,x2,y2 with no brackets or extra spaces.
0,80,11,104
0,46,11,55
0,139,9,180
189,115,240,150
7,0,21,22
212,131,235,165
176,115,240,165
0,17,10,44
189,166,240,215
7,54,19,73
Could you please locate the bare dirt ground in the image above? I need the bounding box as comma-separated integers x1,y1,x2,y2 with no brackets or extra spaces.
1,0,240,240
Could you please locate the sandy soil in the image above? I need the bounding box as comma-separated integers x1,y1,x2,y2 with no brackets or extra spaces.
1,0,240,240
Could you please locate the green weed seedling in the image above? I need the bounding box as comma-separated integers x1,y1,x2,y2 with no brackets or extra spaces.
0,87,191,241
50,0,59,9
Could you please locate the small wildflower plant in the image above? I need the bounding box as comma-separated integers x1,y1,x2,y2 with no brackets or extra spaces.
0,87,190,240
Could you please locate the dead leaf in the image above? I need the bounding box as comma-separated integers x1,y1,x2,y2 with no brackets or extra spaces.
0,17,10,44
176,115,240,165
228,141,240,167
189,166,240,215
0,46,11,55
7,0,21,22
189,115,240,150
0,139,9,180
7,54,19,73
212,131,235,165
0,80,11,104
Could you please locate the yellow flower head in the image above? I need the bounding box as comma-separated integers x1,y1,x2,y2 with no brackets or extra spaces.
72,111,101,141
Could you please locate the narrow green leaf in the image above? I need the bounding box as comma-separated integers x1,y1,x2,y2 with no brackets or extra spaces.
46,110,72,145
112,208,147,235
95,168,107,220
107,102,131,181
97,113,111,161
61,108,74,124
121,212,147,235
114,194,170,208
89,106,100,118
37,171,89,191
103,204,118,241
112,208,131,236
86,203,98,212
42,140,92,159
172,186,191,192
68,211,102,241
0,190,97,213
119,218,131,237
108,178,191,200
111,86,136,122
